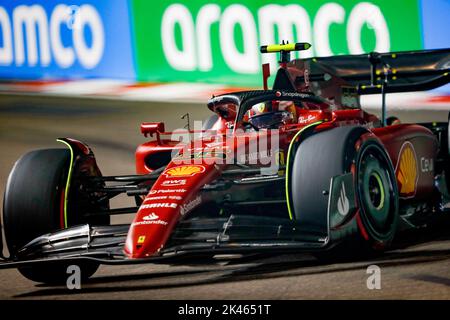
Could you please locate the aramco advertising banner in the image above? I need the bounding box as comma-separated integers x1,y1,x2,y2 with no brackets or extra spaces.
0,0,448,86
131,0,423,85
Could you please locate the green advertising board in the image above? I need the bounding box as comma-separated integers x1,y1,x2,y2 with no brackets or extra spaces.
130,0,423,86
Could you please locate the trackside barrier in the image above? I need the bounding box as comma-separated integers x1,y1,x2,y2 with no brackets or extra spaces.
0,0,448,88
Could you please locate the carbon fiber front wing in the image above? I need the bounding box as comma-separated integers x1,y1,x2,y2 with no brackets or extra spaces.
0,214,330,269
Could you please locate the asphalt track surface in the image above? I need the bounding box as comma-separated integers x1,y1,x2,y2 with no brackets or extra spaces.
0,93,449,299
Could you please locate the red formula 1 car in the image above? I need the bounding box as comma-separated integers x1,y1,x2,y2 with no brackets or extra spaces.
1,43,449,284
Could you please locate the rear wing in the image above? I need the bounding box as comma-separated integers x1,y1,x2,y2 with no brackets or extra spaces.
290,48,450,95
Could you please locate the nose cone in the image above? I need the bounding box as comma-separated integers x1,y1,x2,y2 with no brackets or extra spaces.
124,207,175,259
124,229,163,259
124,161,220,259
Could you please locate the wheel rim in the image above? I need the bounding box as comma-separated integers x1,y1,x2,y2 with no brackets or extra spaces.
368,172,385,210
357,143,397,241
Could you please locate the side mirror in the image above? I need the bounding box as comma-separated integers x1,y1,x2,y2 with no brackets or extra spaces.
141,122,165,144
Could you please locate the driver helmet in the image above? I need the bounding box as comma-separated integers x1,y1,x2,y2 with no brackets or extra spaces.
244,101,297,129
248,102,269,117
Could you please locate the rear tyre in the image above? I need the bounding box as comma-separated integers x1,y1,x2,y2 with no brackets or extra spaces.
290,126,366,227
289,127,398,258
3,149,99,283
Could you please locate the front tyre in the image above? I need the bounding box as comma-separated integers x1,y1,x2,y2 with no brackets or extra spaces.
3,149,99,283
4,149,69,253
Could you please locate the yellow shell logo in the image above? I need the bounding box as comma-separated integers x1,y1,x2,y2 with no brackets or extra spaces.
396,142,418,196
164,165,205,177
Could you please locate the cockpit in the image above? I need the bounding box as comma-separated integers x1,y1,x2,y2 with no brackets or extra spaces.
207,91,332,132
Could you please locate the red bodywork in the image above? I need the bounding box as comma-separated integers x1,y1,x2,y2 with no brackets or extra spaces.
126,100,437,258
123,50,441,259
